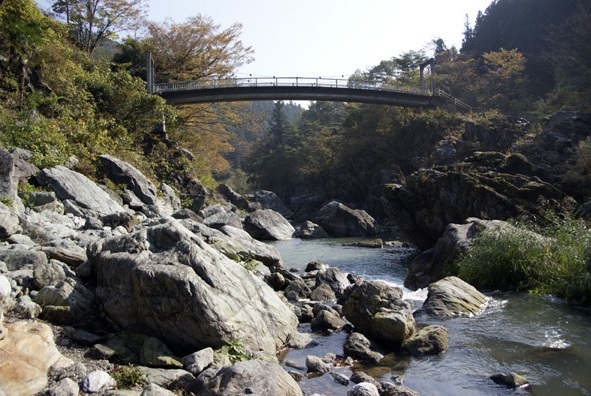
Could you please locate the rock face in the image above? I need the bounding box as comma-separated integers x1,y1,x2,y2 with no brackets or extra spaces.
382,169,572,250
90,220,299,354
199,360,302,396
38,166,126,217
415,276,488,317
315,201,379,237
0,321,73,396
341,280,415,348
405,218,534,289
404,220,480,289
99,155,157,205
243,209,295,240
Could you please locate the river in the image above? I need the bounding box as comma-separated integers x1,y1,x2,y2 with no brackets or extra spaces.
270,237,591,395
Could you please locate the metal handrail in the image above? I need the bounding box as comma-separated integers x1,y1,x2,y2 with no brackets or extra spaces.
152,76,433,96
436,89,472,112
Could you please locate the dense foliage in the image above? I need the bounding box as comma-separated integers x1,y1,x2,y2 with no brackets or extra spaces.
457,216,591,305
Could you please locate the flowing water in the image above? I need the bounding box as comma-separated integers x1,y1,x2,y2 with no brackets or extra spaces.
270,237,591,395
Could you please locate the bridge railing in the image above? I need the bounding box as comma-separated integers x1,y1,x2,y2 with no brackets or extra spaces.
153,76,432,96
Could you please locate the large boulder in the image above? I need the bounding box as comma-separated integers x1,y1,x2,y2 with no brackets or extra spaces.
382,169,573,250
248,190,293,218
183,221,285,270
37,166,126,217
216,184,249,210
315,201,379,237
99,155,157,205
341,280,415,348
415,276,488,318
199,360,302,396
0,321,73,396
244,209,295,240
89,220,298,354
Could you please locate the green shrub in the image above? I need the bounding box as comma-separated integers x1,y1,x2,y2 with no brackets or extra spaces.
218,339,253,363
457,216,591,305
111,364,146,389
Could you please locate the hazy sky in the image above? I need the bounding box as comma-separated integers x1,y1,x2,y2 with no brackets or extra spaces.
36,0,494,79
144,0,494,79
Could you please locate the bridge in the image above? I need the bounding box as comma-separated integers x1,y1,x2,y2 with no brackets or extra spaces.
147,56,448,108
151,77,443,107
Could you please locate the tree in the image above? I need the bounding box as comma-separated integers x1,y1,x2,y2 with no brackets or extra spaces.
144,15,254,83
51,0,146,55
481,48,529,112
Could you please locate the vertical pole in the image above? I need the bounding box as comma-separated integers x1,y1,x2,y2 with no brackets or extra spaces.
146,52,154,93
420,64,425,91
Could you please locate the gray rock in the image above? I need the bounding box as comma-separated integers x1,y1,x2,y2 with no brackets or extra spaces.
158,183,181,215
82,370,117,393
70,329,104,346
33,259,69,289
0,248,48,271
216,184,249,210
182,347,214,376
199,360,302,396
347,382,380,396
490,372,530,389
341,280,415,348
244,209,295,240
41,246,87,268
382,168,572,250
139,367,196,390
182,221,286,270
343,332,384,363
401,325,449,356
140,337,182,368
99,155,157,205
88,344,115,360
36,277,95,324
309,284,336,302
13,295,42,319
380,383,420,396
202,209,242,230
305,355,331,375
284,278,311,301
415,276,487,317
315,201,379,237
184,178,209,213
49,378,79,396
0,148,23,213
294,221,329,239
90,220,298,355
38,166,126,217
310,309,346,332
140,383,176,396
248,190,293,218
0,208,21,238
316,267,350,299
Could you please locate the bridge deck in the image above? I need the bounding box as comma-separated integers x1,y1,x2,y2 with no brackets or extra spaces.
152,77,442,107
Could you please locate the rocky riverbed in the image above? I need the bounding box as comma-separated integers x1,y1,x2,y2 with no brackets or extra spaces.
0,146,504,396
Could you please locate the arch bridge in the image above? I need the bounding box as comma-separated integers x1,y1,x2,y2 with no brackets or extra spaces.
148,57,449,108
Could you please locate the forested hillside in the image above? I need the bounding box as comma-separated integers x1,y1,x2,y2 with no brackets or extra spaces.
0,0,589,210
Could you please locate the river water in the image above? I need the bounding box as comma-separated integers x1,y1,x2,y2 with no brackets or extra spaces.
270,237,591,395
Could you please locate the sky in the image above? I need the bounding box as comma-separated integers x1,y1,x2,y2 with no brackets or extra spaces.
35,0,494,79
144,0,494,79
